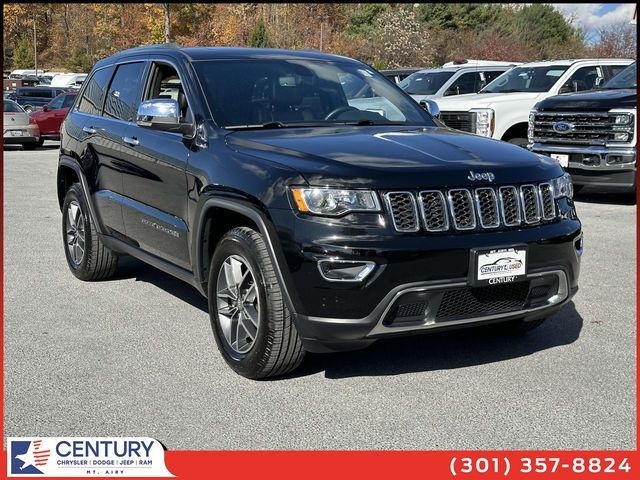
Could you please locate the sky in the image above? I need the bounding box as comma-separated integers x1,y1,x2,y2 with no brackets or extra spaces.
552,3,636,42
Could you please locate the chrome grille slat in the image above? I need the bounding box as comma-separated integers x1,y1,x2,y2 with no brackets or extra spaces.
384,192,419,232
474,188,499,228
498,186,522,226
447,189,476,230
520,185,541,224
538,183,555,220
385,183,556,233
418,190,449,232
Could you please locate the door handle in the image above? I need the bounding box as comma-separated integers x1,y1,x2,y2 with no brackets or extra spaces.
82,126,96,134
123,136,139,146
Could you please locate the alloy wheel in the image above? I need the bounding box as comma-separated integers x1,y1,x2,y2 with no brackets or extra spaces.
216,255,260,354
66,200,86,266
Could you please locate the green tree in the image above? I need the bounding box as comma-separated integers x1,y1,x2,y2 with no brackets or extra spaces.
12,36,34,69
248,18,270,48
66,47,93,72
344,3,389,37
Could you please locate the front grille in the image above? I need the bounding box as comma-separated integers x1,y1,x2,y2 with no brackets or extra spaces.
440,111,474,132
386,183,555,233
531,111,635,146
448,189,476,230
384,192,419,232
538,183,555,220
436,281,530,320
520,185,541,224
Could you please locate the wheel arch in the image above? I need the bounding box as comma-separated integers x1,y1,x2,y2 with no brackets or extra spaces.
500,122,528,142
193,197,300,316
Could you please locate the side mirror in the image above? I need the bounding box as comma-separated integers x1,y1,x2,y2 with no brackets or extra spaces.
420,99,440,119
42,104,49,112
594,77,604,89
136,98,186,133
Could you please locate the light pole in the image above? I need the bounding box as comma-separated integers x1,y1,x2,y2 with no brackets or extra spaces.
319,15,328,52
33,13,38,75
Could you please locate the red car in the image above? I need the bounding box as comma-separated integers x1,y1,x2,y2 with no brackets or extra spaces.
28,91,77,144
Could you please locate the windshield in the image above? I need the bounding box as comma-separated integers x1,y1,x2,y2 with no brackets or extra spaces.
194,59,435,129
3,100,24,113
603,62,636,90
480,66,569,93
398,71,455,95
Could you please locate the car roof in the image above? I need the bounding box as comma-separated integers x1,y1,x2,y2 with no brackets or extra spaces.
94,44,362,69
516,58,635,68
412,65,514,75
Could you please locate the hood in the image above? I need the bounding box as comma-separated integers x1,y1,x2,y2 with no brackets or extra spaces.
225,126,562,189
435,91,544,111
536,89,637,111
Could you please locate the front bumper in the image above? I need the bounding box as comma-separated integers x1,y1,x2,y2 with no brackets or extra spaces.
270,202,582,353
530,143,636,191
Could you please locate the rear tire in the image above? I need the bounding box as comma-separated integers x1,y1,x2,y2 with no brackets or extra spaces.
208,226,305,379
62,183,118,280
22,140,41,150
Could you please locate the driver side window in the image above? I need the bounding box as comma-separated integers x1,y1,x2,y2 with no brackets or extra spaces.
144,63,192,123
48,95,65,110
560,66,600,93
445,72,479,96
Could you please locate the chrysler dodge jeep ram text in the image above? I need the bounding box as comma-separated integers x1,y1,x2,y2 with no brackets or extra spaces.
529,62,636,194
57,45,582,378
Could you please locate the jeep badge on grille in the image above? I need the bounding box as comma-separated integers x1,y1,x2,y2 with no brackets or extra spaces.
467,171,495,182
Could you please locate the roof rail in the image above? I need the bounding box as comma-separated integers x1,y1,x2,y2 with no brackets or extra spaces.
116,43,182,55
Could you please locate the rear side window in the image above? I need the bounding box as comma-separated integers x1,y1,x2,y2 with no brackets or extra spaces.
104,62,145,122
77,66,114,116
18,89,52,98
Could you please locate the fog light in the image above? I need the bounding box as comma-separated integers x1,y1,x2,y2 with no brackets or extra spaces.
317,259,375,282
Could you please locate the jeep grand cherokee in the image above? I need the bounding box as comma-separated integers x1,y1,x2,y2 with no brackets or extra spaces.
57,45,582,378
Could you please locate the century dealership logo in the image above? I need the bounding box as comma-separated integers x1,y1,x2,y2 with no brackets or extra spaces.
11,439,50,474
8,437,174,477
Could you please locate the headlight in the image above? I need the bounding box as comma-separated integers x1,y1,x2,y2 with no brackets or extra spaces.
609,111,635,144
613,113,632,125
550,172,573,199
471,108,494,137
291,187,381,216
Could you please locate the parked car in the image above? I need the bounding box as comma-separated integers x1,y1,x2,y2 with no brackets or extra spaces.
3,99,41,149
380,68,422,84
28,91,78,143
529,62,636,194
58,45,581,379
435,59,633,147
7,86,70,112
50,73,87,88
399,62,519,103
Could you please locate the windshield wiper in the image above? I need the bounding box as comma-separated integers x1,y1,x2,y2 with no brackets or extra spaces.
226,121,287,130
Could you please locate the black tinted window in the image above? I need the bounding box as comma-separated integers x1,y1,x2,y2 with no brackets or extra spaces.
104,63,145,122
17,89,51,98
78,66,114,115
62,94,77,108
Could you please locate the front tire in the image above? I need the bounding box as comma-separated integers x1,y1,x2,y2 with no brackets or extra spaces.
62,183,118,280
208,227,305,379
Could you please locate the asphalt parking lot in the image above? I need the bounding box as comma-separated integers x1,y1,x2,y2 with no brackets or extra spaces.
4,144,636,450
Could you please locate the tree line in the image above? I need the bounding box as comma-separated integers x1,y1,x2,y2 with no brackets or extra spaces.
3,3,637,73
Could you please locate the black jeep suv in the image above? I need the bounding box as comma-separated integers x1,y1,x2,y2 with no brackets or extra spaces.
58,45,582,378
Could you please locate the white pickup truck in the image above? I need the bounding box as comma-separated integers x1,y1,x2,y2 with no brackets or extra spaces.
434,59,634,147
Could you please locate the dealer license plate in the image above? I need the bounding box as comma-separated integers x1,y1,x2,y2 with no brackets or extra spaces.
8,130,24,137
472,247,527,286
550,153,569,168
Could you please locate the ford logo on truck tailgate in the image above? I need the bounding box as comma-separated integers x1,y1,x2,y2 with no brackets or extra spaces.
553,121,574,133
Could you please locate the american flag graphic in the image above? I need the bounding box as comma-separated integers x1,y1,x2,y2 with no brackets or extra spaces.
31,439,51,468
